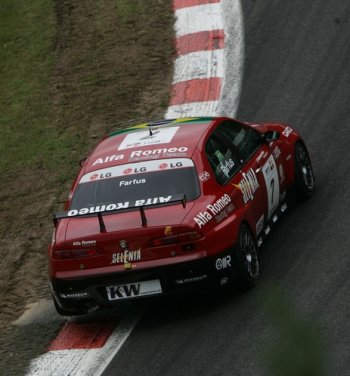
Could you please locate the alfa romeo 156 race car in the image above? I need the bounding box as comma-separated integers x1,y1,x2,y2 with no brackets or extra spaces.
49,117,314,315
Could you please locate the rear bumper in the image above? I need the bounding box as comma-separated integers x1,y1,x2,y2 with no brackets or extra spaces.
51,248,235,314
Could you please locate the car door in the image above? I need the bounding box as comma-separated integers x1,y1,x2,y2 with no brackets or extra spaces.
204,120,278,238
220,120,282,224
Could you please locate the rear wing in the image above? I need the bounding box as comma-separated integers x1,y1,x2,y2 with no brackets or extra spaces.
53,194,187,232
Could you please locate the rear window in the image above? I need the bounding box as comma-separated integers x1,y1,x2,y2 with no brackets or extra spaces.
70,158,200,211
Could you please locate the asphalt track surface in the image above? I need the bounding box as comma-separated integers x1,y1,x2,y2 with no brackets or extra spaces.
100,1,350,375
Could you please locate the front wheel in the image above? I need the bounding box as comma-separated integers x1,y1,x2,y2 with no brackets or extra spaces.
294,141,315,199
234,224,260,290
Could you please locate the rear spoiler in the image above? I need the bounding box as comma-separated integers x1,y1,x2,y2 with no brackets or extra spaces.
53,194,187,232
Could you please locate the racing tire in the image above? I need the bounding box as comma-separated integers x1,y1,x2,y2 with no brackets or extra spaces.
235,224,260,290
294,141,315,200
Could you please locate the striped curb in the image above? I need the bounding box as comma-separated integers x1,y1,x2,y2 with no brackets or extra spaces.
166,0,225,118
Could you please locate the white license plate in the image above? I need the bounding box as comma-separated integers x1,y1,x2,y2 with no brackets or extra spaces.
106,279,162,301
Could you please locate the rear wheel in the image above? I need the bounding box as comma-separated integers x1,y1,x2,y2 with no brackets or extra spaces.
294,141,315,199
235,224,259,289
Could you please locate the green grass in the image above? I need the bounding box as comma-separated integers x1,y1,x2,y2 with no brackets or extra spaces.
115,0,139,24
0,0,74,179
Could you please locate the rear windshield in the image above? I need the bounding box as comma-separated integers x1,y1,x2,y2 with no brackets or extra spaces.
70,158,200,211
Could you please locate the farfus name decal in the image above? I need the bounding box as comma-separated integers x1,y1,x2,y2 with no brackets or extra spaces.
194,194,232,228
67,196,172,217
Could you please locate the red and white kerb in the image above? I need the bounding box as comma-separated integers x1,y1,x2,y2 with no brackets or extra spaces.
166,0,225,118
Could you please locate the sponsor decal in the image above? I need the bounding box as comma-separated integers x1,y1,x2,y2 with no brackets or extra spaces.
215,150,225,162
118,127,179,151
123,168,133,175
214,203,234,224
158,161,183,170
111,249,141,264
256,150,267,163
60,291,89,299
90,172,112,181
164,226,173,236
279,164,285,181
220,158,235,177
135,196,172,207
68,196,173,217
215,255,232,270
129,146,188,160
72,240,97,247
282,126,293,138
106,279,162,300
193,194,232,228
175,274,208,285
123,166,146,175
256,214,264,236
81,158,192,183
235,169,259,204
93,154,124,166
90,174,98,181
280,190,287,203
120,240,127,249
199,171,210,182
273,146,282,159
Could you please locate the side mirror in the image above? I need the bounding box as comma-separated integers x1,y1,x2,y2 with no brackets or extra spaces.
79,157,87,167
263,131,280,143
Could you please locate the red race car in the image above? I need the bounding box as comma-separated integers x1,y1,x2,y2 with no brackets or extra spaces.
49,117,314,315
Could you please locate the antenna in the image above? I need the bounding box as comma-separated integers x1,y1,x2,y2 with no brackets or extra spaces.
139,88,154,136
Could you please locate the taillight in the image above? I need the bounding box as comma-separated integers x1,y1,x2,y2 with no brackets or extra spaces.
52,249,100,259
148,231,202,248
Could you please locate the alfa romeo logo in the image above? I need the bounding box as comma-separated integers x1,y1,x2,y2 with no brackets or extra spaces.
119,240,127,249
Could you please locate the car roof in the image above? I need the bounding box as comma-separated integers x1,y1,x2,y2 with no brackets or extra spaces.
84,117,216,172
